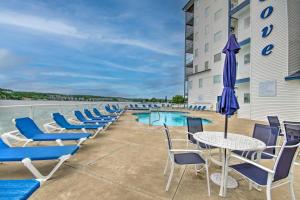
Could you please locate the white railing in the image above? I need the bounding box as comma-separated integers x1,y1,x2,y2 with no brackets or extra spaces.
0,101,129,134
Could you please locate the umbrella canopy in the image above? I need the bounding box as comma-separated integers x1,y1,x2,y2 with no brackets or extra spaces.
218,34,240,116
218,34,240,138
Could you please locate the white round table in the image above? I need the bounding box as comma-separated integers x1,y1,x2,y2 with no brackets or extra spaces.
193,131,266,197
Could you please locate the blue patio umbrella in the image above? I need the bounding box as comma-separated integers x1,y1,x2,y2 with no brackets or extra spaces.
218,34,240,138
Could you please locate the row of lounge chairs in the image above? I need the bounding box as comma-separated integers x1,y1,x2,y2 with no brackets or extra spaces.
128,104,172,110
188,105,207,111
0,105,124,199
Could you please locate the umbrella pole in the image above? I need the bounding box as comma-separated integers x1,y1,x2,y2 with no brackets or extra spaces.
224,115,228,139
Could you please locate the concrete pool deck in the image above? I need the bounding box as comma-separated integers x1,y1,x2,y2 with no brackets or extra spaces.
1,109,299,199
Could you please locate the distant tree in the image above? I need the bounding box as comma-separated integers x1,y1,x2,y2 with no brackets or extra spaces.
171,95,185,104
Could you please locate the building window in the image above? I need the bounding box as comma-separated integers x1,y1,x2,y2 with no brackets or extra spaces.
205,61,209,70
195,65,199,73
214,9,223,21
195,0,201,7
213,75,221,84
244,93,250,103
194,48,199,57
205,7,210,17
244,16,250,29
205,43,209,53
244,53,250,64
205,25,209,36
195,32,199,41
188,81,193,90
214,31,222,42
199,79,203,88
214,53,222,63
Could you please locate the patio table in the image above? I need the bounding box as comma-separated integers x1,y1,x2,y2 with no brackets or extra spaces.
193,131,266,197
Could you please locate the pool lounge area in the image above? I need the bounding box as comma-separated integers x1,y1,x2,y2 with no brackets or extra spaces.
1,107,300,200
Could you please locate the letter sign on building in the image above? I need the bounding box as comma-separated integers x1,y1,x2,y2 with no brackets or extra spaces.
260,2,274,56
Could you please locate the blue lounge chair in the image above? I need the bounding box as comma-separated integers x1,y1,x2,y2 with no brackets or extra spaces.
112,105,123,113
51,113,104,138
74,111,112,126
193,106,197,110
0,179,41,200
229,139,299,200
188,105,193,110
162,124,210,195
142,104,146,108
0,138,79,181
148,104,152,108
108,104,122,114
197,106,202,110
1,117,91,147
105,105,121,115
93,108,118,119
134,104,139,108
201,106,206,110
84,109,116,121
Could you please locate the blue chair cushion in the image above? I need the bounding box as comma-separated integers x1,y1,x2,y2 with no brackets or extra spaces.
66,124,104,130
231,163,269,186
0,146,79,162
174,153,205,165
32,133,91,141
0,179,40,200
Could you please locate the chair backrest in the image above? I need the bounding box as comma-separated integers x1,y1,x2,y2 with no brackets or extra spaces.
189,105,192,109
15,117,44,138
0,138,9,148
130,104,133,108
93,108,101,116
187,117,203,143
252,124,279,155
163,123,172,150
53,113,71,128
283,122,300,142
273,139,299,182
267,116,281,128
202,106,206,110
112,105,118,110
193,106,197,110
197,106,201,110
74,111,86,122
84,109,94,119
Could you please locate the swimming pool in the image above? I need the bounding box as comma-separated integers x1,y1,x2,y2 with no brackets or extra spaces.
133,111,212,126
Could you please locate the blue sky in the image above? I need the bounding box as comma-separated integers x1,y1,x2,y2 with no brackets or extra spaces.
0,0,186,98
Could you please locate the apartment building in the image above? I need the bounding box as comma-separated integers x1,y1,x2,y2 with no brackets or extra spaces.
183,0,300,121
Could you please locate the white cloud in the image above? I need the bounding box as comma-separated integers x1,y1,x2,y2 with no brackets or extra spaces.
0,11,87,39
0,10,179,56
0,49,27,69
41,71,120,80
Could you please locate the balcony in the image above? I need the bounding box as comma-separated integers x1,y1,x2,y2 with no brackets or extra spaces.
185,12,194,26
185,25,194,41
230,0,250,17
185,40,193,54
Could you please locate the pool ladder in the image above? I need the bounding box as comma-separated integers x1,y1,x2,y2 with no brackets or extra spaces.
149,109,161,126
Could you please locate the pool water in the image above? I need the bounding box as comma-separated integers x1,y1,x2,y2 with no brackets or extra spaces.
133,111,212,126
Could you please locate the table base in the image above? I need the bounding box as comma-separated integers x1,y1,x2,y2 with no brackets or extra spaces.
210,173,238,189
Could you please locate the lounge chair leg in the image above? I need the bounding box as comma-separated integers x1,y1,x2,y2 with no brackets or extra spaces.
77,138,87,146
289,178,296,200
205,163,211,197
90,127,103,139
266,175,272,200
164,157,169,175
55,139,64,146
165,163,174,191
22,155,71,181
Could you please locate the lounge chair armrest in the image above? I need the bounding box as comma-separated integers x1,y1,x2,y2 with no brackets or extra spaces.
43,122,63,132
170,149,202,153
1,132,31,147
230,154,275,174
265,145,282,149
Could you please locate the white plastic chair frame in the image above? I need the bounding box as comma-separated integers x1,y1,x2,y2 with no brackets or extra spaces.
163,126,210,196
228,140,299,200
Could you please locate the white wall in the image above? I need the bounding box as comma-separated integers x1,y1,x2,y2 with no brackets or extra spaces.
188,0,228,110
250,0,300,121
236,83,250,119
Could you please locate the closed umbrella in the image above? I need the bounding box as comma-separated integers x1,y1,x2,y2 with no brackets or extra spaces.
218,34,240,138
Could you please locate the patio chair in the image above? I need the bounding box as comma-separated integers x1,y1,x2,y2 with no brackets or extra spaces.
1,117,91,147
50,113,104,138
232,124,279,160
0,179,41,200
186,117,215,149
0,138,79,181
267,116,283,136
283,122,300,142
84,109,116,121
74,111,112,125
229,139,300,200
162,124,210,195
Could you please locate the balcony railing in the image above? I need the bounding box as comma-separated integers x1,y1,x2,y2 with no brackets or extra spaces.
185,25,194,41
185,40,193,54
185,12,194,26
